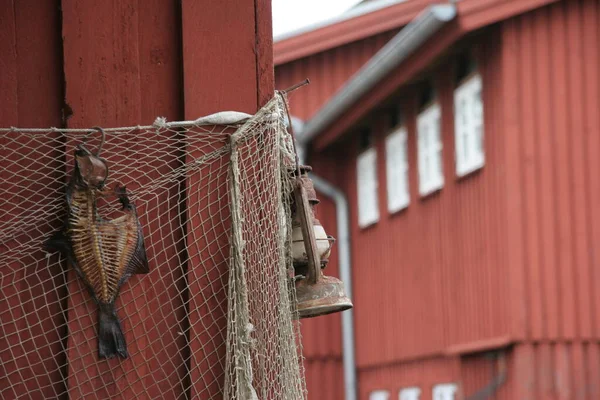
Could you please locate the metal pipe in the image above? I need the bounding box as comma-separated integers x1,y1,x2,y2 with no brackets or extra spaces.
308,172,357,400
298,4,456,146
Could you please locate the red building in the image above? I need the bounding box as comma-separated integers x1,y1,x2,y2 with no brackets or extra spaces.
276,0,600,399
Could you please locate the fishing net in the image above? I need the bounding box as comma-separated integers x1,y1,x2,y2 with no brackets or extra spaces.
0,94,306,399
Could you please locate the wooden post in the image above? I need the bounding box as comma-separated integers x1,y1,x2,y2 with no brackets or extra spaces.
0,1,66,399
180,0,273,397
60,0,186,398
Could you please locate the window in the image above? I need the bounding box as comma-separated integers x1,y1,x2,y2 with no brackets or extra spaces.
386,126,409,213
432,383,458,400
454,72,484,176
399,387,421,400
357,135,379,227
369,390,390,400
417,102,443,196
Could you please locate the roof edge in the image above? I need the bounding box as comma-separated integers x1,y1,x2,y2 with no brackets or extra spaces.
274,0,438,65
298,4,457,145
274,0,408,43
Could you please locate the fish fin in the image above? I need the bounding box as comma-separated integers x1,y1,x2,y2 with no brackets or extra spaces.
122,219,149,275
44,230,70,255
98,304,128,359
129,237,149,274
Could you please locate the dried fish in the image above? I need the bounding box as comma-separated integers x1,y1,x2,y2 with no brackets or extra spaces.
46,129,148,359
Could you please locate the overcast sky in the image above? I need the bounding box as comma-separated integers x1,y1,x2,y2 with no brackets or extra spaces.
272,0,362,37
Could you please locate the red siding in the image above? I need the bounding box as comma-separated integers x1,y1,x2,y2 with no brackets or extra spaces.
500,0,600,342
284,0,600,397
309,28,511,369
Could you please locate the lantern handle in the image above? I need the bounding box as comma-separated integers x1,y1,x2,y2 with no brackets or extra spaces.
293,179,321,285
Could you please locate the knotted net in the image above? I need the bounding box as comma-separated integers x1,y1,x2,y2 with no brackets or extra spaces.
0,94,306,399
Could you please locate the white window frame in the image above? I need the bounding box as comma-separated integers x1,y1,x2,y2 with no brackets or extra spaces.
357,147,379,228
385,126,410,213
369,390,390,400
417,102,443,196
432,383,458,400
454,72,484,177
399,387,421,400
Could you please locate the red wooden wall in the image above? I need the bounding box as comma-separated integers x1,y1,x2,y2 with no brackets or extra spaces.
277,0,600,398
0,0,273,399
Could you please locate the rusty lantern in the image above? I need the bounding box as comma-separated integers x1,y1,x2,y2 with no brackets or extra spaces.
290,165,353,319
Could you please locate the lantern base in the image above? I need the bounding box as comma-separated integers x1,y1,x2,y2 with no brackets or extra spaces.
294,275,353,319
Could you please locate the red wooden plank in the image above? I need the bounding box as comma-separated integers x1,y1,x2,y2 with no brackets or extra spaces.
512,344,536,399
133,1,187,397
587,343,600,400
571,342,586,399
519,12,543,341
61,1,143,397
0,1,66,399
180,0,272,397
555,342,572,400
582,0,600,338
61,1,185,398
255,0,274,108
536,343,555,399
0,3,36,400
500,17,528,340
549,1,576,340
532,5,559,340
565,0,592,340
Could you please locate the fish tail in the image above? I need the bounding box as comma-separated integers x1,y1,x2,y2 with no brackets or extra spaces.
98,303,128,359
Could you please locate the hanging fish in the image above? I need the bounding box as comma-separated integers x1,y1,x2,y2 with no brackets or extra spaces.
46,127,148,359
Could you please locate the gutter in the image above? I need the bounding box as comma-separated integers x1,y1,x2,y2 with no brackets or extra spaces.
298,4,456,147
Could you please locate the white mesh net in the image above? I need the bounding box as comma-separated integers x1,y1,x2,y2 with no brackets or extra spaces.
0,95,306,399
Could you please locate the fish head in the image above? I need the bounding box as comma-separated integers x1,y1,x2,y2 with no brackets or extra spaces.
75,148,109,189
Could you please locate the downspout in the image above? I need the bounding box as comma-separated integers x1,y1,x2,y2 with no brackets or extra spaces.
291,116,356,400
308,173,357,400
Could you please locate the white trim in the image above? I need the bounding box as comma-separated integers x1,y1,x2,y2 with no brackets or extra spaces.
417,102,444,196
385,126,410,212
454,73,484,176
432,383,458,400
399,387,421,400
369,389,391,400
357,147,380,227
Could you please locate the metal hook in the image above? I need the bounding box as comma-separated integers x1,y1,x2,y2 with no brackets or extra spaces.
81,126,106,156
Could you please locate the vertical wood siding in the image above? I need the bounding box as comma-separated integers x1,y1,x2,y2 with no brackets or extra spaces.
283,0,600,397
500,0,600,342
0,1,65,399
0,1,272,398
311,27,511,370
